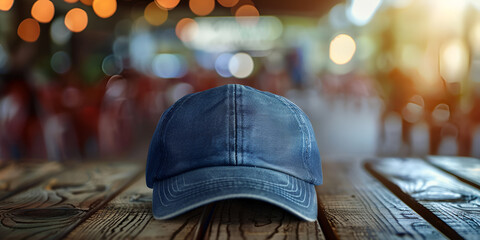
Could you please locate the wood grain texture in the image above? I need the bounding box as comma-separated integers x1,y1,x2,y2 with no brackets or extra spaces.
367,158,480,240
66,174,203,240
0,162,142,240
426,156,480,189
316,160,445,240
205,199,325,240
0,162,62,201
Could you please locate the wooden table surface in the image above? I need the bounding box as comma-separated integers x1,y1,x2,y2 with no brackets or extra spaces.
0,156,479,239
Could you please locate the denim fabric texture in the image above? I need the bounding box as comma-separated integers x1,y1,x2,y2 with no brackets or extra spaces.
146,84,323,221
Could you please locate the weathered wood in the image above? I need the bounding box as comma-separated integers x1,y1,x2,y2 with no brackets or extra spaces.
0,161,142,240
0,162,62,201
366,158,480,240
205,199,325,240
66,174,203,240
426,156,480,190
316,160,445,240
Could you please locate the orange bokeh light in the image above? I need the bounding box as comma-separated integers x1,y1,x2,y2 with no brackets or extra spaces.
0,0,14,11
80,0,93,6
189,0,215,16
175,18,198,42
235,4,259,17
31,0,55,23
17,18,40,42
64,0,78,3
65,8,88,32
93,0,117,18
217,0,238,8
154,0,180,10
144,2,168,26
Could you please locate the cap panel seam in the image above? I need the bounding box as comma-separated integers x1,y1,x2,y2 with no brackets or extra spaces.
233,84,238,165
256,90,314,183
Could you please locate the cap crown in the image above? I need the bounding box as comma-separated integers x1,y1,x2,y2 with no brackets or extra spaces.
146,84,322,188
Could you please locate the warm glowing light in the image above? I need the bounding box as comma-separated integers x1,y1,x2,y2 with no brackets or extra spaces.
235,4,259,25
329,34,356,65
64,0,78,3
440,39,468,83
80,0,93,6
235,4,259,17
189,0,215,16
17,18,40,42
155,0,180,10
31,0,55,23
470,22,480,54
175,18,198,42
217,0,238,7
0,0,14,11
229,52,254,79
65,8,88,32
347,0,382,26
93,0,117,18
144,2,168,26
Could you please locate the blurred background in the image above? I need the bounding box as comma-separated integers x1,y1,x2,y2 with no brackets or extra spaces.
0,0,479,162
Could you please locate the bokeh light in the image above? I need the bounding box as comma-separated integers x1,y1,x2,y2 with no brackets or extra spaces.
80,0,93,6
155,0,180,10
51,51,71,74
50,17,72,45
189,0,215,16
31,0,55,23
102,55,123,76
0,0,14,11
228,52,254,78
215,53,233,77
347,0,383,26
217,0,238,8
235,4,259,25
65,8,88,32
93,0,117,18
329,34,356,65
432,104,450,124
152,54,188,78
440,39,469,83
235,4,259,17
64,0,78,3
17,18,40,42
175,18,198,42
402,95,424,123
144,2,168,26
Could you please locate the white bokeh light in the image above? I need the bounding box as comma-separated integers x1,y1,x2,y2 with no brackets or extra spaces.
228,53,254,79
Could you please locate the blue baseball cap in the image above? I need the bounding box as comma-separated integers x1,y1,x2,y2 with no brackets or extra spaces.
146,84,322,221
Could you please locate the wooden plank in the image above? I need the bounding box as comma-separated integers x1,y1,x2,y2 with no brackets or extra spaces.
426,156,480,190
366,158,480,240
205,199,325,240
316,160,445,240
66,174,203,240
0,162,62,201
0,162,142,240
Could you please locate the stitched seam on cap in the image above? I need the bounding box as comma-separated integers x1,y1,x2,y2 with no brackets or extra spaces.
157,92,200,179
257,90,314,183
234,84,238,165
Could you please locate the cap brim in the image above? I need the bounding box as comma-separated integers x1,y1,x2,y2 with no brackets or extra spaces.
152,166,317,221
